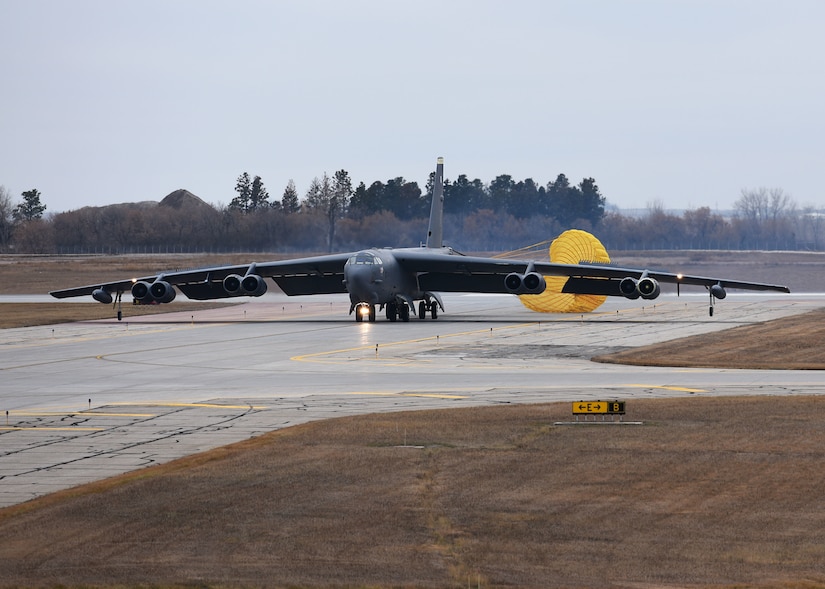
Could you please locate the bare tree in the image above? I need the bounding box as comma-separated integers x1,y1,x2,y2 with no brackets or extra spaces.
735,187,795,222
0,186,13,250
735,187,797,247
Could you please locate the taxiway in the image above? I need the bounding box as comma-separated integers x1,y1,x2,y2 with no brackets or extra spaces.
1,292,821,507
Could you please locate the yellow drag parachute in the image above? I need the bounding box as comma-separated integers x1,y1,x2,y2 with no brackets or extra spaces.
518,229,610,313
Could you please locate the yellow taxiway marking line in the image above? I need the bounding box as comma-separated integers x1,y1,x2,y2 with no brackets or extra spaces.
290,322,540,363
351,391,469,399
9,412,156,417
626,384,708,393
0,426,105,431
108,402,268,410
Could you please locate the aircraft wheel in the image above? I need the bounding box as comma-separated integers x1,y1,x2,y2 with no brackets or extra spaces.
355,311,363,323
431,305,438,320
418,301,427,319
369,304,376,322
386,301,398,321
400,303,410,322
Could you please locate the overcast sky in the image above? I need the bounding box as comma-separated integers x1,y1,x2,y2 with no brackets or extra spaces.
2,1,823,213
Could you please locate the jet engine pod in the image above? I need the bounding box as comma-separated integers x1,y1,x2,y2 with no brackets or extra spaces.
505,273,524,293
131,281,154,304
223,274,243,295
224,273,267,297
92,288,113,304
149,280,176,303
637,276,660,300
710,283,727,300
241,274,267,297
522,272,546,294
619,277,641,299
505,272,546,295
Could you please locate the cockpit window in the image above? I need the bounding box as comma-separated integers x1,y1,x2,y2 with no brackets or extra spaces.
346,252,382,265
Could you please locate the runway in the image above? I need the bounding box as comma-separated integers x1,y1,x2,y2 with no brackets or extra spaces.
1,292,822,507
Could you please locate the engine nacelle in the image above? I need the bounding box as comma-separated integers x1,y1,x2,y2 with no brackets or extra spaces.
505,273,523,293
504,272,546,295
92,288,113,304
522,272,546,294
223,274,267,297
223,274,243,295
131,281,153,304
619,276,660,300
710,283,727,300
132,280,176,304
149,280,176,303
619,277,640,299
241,274,268,297
637,276,660,300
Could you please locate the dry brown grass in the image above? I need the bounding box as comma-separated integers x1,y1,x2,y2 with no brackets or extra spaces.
0,302,235,328
1,397,824,588
595,307,825,370
0,253,308,296
0,253,260,326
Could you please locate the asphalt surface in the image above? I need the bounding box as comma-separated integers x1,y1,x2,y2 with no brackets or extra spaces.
1,292,822,508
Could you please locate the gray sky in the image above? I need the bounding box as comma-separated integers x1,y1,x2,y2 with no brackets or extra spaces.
2,0,823,213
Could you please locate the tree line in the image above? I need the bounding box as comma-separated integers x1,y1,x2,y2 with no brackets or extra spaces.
0,173,821,255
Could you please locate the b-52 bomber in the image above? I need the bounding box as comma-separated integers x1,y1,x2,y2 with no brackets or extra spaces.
50,158,790,320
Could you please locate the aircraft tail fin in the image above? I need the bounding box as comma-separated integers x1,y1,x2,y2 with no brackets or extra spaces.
426,157,445,248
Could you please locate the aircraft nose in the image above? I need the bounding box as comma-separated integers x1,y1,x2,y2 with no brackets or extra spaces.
344,264,375,301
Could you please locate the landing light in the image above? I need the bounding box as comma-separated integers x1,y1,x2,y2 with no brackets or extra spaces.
358,305,370,316
676,273,683,280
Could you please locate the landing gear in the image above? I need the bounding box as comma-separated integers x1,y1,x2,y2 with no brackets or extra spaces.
366,299,439,322
708,283,726,317
386,301,410,322
355,303,376,322
418,300,438,320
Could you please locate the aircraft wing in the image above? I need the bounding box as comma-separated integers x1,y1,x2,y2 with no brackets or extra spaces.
50,247,789,304
392,250,791,295
49,253,353,300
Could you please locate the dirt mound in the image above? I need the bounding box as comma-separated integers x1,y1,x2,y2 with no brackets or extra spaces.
159,188,212,209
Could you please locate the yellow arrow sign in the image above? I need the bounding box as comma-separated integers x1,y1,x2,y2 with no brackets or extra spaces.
572,401,625,414
573,401,608,414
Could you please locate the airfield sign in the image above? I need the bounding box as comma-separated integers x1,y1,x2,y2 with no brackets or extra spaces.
572,401,625,415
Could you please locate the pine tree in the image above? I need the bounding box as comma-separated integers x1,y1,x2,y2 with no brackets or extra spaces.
229,173,252,212
13,189,47,222
281,179,300,213
250,176,270,211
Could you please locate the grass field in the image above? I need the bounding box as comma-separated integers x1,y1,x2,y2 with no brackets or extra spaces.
1,252,823,588
1,398,824,588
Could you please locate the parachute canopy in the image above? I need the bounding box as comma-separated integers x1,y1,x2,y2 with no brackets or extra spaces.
518,229,610,313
